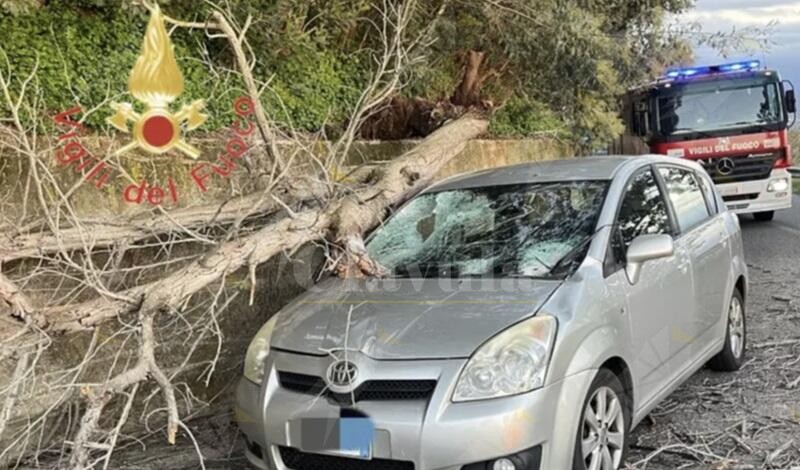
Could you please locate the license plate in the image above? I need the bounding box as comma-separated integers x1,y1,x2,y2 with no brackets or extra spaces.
296,415,375,459
718,186,739,196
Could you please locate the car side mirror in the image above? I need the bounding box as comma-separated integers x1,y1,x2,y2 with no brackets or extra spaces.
786,89,796,114
626,234,674,284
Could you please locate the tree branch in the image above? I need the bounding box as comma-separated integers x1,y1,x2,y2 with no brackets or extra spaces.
1,183,326,264
0,272,36,324
43,116,487,333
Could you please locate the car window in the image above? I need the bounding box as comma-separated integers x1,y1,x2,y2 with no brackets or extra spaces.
606,168,672,274
616,168,672,249
658,167,711,232
696,171,718,215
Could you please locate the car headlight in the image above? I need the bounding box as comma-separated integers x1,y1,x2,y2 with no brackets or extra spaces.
243,315,279,385
767,178,789,192
453,315,556,402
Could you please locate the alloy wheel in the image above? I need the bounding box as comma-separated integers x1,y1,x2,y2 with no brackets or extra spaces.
581,386,625,470
729,295,744,359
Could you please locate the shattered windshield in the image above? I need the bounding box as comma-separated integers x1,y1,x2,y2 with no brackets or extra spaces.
366,181,608,278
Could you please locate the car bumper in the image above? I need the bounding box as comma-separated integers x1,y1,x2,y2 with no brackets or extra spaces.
234,350,596,470
718,170,792,214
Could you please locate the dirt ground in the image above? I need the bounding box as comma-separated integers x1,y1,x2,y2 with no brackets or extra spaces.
37,213,800,470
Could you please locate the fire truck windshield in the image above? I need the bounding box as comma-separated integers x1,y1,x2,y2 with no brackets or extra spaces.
656,79,784,138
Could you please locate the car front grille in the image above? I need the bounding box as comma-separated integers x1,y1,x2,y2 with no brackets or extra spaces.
699,152,779,184
279,446,415,470
278,371,437,403
279,371,327,395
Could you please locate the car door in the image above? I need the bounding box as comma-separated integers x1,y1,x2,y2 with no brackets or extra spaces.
657,166,729,355
605,166,694,409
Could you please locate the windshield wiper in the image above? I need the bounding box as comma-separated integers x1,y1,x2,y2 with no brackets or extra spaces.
391,262,482,278
547,230,601,276
502,273,560,280
670,127,717,140
727,120,777,133
673,120,775,138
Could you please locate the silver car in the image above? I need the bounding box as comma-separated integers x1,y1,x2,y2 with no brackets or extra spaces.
235,155,747,470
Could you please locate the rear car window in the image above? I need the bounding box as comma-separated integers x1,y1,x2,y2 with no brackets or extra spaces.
658,167,711,232
696,171,719,214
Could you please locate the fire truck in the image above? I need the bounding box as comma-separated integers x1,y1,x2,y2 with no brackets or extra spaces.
620,60,796,221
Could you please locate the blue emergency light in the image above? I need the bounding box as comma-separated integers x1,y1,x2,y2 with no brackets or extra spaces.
664,60,761,79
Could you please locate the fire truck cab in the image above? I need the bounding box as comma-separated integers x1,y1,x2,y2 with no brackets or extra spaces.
621,60,796,221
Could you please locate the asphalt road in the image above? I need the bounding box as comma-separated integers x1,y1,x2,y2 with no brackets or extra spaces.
741,197,800,267
107,201,800,470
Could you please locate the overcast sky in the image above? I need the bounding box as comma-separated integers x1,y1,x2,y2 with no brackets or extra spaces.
681,0,800,84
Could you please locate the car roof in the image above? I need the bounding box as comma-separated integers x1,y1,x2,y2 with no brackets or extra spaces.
427,155,686,192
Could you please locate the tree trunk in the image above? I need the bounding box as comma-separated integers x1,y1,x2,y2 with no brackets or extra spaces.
451,50,486,107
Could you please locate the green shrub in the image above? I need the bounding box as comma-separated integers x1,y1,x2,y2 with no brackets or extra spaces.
1,0,693,142
0,1,366,133
489,98,566,138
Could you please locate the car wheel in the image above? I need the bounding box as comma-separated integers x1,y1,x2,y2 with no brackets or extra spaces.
572,369,629,470
708,289,746,371
753,211,774,222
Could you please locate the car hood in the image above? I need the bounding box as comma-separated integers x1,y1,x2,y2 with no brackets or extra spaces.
270,277,561,360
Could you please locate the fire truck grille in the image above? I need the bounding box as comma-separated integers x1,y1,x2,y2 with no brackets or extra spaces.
699,153,779,184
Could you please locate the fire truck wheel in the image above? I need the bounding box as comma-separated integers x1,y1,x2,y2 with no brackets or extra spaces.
753,211,774,222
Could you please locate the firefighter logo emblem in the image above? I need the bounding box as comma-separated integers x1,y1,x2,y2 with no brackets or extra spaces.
107,3,207,159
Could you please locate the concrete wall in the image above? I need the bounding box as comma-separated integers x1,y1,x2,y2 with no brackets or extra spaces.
1,137,572,220
0,137,572,461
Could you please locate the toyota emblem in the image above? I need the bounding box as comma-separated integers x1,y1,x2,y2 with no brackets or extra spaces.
327,360,358,388
716,157,735,176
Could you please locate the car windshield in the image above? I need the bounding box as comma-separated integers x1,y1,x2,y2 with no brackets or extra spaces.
657,80,783,137
366,181,608,278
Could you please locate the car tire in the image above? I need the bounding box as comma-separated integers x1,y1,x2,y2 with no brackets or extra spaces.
708,289,746,371
753,211,774,222
572,369,630,470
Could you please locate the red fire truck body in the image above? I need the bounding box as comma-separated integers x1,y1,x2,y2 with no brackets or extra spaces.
623,61,796,221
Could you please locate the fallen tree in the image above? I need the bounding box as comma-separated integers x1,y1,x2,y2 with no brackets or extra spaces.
36,115,487,335
0,1,488,468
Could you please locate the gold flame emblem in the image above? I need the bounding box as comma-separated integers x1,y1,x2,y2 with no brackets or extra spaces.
107,3,207,158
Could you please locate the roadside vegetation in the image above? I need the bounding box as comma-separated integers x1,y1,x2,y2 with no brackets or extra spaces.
789,129,800,193
0,0,698,145
0,1,780,469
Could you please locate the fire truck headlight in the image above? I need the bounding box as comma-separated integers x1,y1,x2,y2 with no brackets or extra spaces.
767,178,789,193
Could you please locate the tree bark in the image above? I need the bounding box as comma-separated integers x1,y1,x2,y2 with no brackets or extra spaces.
0,273,35,323
451,50,486,107
0,183,326,264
